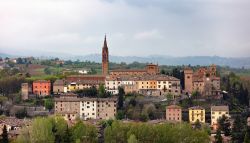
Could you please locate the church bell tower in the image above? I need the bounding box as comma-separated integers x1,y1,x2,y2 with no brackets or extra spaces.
102,35,109,76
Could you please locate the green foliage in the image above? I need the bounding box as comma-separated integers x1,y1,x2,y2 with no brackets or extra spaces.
15,108,28,119
0,76,25,97
104,121,210,143
218,115,231,136
98,84,106,98
139,113,149,122
70,121,98,143
74,87,98,97
44,98,54,111
215,129,223,143
15,116,98,143
1,125,9,143
51,116,70,143
244,132,250,143
221,72,249,108
116,110,125,120
30,117,55,143
232,115,246,143
118,87,125,109
127,134,138,143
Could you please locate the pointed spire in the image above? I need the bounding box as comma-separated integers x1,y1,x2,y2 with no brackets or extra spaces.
103,34,108,48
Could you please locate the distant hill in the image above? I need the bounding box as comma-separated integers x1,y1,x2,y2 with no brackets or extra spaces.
71,54,250,69
1,52,250,68
0,53,15,58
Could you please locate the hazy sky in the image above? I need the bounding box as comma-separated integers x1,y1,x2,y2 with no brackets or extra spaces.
0,0,250,57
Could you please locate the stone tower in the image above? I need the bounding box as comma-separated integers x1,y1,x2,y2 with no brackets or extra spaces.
102,35,109,76
184,68,193,94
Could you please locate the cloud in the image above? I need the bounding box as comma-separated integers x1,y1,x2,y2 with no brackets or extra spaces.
134,29,163,40
0,0,250,57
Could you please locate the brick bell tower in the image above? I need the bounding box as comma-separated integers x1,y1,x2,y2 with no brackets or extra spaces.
102,35,109,76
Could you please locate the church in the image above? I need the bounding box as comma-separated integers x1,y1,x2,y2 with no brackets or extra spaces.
101,35,159,76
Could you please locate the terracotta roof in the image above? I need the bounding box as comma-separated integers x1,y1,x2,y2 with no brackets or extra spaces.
54,79,65,85
55,96,117,102
211,106,229,111
0,117,31,127
33,80,50,83
166,105,182,109
106,74,180,82
110,69,146,72
189,106,205,110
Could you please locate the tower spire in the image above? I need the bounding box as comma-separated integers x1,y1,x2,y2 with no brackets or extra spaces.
103,34,107,48
102,34,109,76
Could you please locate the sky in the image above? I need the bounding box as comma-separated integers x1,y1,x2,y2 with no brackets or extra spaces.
0,0,250,57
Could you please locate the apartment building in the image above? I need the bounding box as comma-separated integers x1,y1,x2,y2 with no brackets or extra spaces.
53,79,65,94
54,94,117,121
189,106,205,123
54,94,80,121
33,80,51,97
211,106,229,130
166,105,182,122
105,74,181,96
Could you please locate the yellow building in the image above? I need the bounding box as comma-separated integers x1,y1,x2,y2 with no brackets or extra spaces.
137,80,157,90
211,106,229,129
189,106,205,123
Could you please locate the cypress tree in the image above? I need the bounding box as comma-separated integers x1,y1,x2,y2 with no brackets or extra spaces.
1,125,9,143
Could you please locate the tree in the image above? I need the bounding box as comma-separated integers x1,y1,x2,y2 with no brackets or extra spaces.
15,108,28,119
44,98,54,111
244,132,250,143
127,134,138,143
218,115,231,136
232,115,246,143
50,116,69,143
139,113,149,122
194,120,202,130
16,127,31,143
215,129,223,143
98,84,106,98
71,120,98,143
118,87,125,109
1,125,9,143
116,110,125,120
30,117,55,143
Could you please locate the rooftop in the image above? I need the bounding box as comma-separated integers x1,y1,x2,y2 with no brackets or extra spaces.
211,106,229,111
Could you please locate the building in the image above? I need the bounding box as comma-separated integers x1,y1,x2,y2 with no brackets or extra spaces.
0,117,31,138
54,94,80,121
54,94,117,121
166,105,182,122
21,83,32,100
66,80,102,92
211,106,229,130
189,106,205,123
105,74,181,96
33,80,51,97
53,79,65,94
102,35,109,76
184,64,221,96
109,64,160,76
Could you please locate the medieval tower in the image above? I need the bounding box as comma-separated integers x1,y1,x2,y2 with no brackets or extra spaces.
102,35,109,75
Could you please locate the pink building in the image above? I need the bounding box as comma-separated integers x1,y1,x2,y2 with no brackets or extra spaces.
166,105,182,122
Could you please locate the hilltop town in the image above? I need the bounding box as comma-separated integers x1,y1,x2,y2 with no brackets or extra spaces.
0,36,250,143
